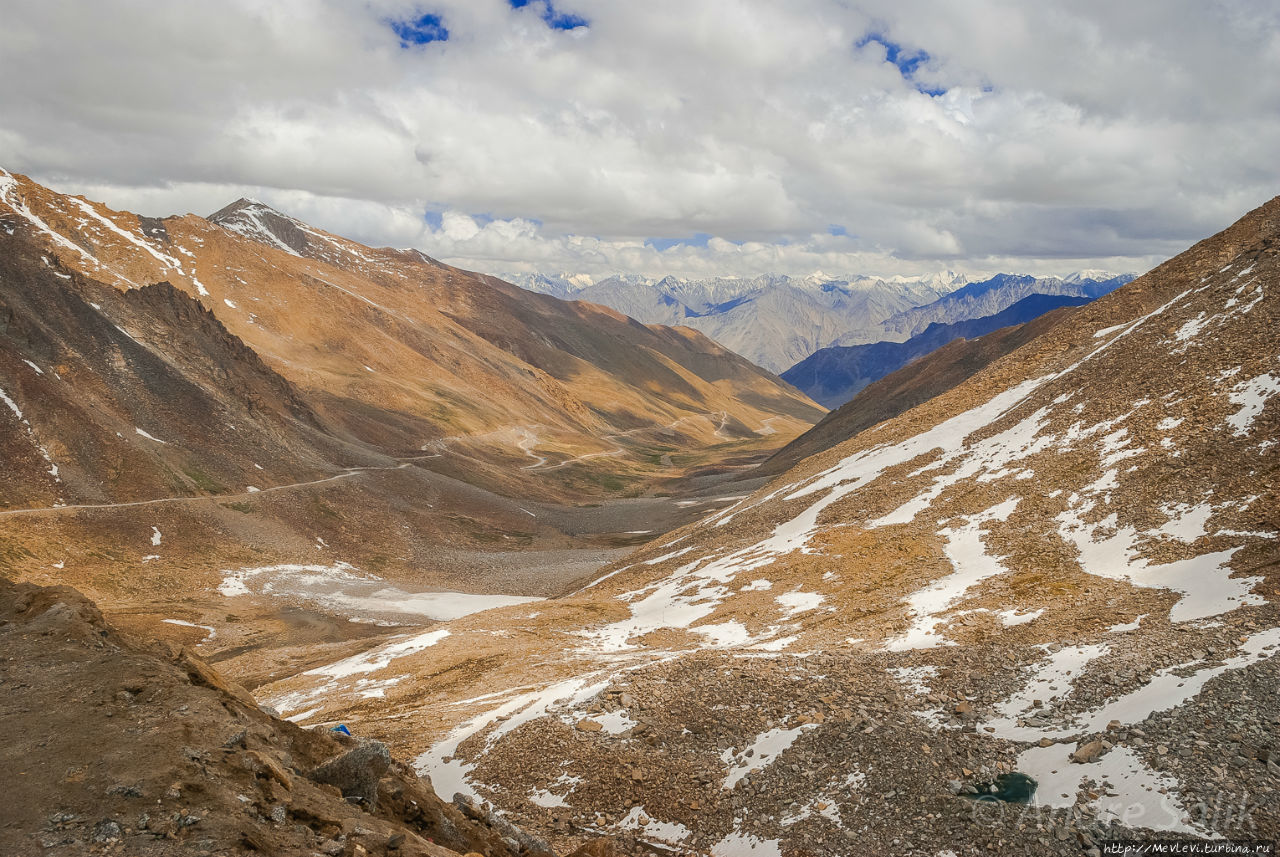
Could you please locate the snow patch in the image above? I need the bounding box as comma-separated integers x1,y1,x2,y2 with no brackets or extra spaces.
886,499,1019,651
1226,373,1279,436
216,562,541,621
722,725,815,789
617,806,691,844
135,428,167,444
711,832,782,856
775,590,824,617
161,618,215,639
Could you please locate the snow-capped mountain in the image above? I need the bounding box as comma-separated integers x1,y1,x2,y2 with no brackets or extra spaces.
508,270,1131,375
880,272,1134,340
509,271,966,373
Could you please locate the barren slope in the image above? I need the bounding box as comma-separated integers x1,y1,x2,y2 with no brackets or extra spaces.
1,169,822,510
257,197,1280,855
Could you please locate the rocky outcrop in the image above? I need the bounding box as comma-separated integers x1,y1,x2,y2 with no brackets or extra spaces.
309,740,393,806
0,579,602,856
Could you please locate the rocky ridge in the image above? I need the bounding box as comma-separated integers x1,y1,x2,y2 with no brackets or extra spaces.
509,271,1131,377
756,303,1087,480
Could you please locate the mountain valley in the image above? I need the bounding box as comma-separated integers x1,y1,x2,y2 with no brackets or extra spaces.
0,168,823,692
2,173,1278,857
254,196,1278,855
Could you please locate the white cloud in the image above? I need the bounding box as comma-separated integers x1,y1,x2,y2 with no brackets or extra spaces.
1,0,1277,279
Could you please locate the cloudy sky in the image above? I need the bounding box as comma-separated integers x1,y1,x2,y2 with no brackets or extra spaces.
2,0,1277,280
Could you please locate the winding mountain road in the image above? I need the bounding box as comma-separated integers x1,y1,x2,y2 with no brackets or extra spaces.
0,463,413,519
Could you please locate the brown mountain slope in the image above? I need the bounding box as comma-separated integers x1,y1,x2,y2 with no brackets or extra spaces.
0,233,362,510
756,304,1082,479
259,197,1280,854
1,169,822,507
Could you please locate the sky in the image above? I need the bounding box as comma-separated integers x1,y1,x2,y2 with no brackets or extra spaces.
1,0,1278,281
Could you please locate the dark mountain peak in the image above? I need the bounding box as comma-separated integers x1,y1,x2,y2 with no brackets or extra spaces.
207,197,310,257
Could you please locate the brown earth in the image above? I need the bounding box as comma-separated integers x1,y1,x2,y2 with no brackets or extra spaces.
0,167,821,690
0,577,627,856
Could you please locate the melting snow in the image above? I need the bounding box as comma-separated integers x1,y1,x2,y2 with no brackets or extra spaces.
1021,744,1195,832
722,725,815,789
990,643,1110,727
528,789,569,809
775,590,824,617
985,628,1280,832
888,665,938,695
150,527,162,546
1093,322,1129,339
1154,503,1213,542
268,627,451,716
695,621,753,646
161,618,215,640
710,832,782,856
1226,373,1279,436
135,428,167,444
886,499,1019,651
216,562,541,621
998,608,1043,626
417,675,611,803
1107,614,1146,633
0,386,24,421
1174,313,1208,342
617,806,691,844
1057,507,1263,622
591,709,638,735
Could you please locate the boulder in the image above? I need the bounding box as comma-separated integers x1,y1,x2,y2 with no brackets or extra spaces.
308,740,392,806
1071,740,1106,764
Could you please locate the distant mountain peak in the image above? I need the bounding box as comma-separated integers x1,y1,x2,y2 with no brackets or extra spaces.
208,197,310,257
1063,268,1133,284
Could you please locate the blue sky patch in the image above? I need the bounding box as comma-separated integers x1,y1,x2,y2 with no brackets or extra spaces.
646,233,712,251
390,12,449,46
857,33,945,96
509,0,588,30
423,211,443,230
827,224,849,237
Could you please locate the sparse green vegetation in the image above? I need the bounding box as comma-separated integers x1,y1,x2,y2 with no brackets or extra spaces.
181,465,226,493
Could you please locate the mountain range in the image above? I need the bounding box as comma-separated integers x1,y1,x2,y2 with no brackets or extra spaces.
782,292,1094,408
512,272,961,373
0,168,824,649
510,270,1132,376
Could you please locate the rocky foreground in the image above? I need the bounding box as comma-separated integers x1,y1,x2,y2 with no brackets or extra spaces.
0,579,621,857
